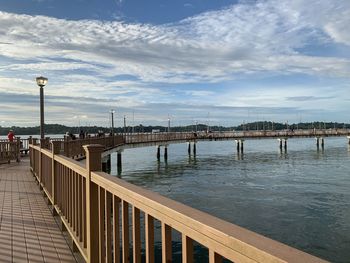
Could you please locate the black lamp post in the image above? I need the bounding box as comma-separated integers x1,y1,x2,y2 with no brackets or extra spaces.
110,109,115,136
36,76,48,139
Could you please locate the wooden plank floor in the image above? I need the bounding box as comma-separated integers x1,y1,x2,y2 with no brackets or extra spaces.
0,158,78,263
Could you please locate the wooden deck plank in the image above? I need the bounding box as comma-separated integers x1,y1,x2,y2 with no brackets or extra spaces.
0,158,78,263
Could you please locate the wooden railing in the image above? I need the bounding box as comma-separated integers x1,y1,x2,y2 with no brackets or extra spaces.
29,142,327,263
63,135,124,158
122,129,350,145
0,138,21,164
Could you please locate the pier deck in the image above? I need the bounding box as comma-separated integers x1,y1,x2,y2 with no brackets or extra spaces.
0,158,78,263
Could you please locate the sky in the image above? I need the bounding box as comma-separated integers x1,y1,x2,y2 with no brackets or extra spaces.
0,0,350,128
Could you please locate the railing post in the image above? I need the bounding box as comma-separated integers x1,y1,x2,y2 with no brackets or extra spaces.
84,144,104,263
64,137,69,157
38,139,45,189
51,141,61,215
16,137,21,162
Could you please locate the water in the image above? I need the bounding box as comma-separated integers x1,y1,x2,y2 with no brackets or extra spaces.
110,137,350,263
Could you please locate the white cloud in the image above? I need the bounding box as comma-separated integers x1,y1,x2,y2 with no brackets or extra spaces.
0,0,350,126
0,0,349,84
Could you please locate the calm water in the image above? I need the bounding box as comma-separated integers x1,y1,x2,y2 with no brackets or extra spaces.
110,137,350,262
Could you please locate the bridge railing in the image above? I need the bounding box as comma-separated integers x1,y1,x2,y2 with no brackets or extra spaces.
122,129,350,144
124,132,200,144
29,142,326,263
62,135,125,158
28,135,125,159
0,138,21,164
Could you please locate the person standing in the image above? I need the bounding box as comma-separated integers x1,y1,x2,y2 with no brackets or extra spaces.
7,129,15,142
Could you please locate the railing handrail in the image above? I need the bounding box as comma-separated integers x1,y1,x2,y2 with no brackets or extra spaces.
28,143,328,263
91,170,324,262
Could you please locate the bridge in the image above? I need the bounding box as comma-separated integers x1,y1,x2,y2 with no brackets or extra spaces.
1,129,348,262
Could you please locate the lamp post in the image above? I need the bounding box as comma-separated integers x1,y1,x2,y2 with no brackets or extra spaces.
123,115,126,134
36,76,48,139
110,109,115,136
110,109,115,146
168,117,170,133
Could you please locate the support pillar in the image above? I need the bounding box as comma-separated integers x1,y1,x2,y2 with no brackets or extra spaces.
102,154,111,173
240,140,244,153
235,140,240,152
347,136,350,145
316,137,320,149
193,142,196,155
117,151,122,173
187,142,191,155
164,145,168,160
278,139,283,151
321,137,324,149
157,146,160,160
284,139,287,151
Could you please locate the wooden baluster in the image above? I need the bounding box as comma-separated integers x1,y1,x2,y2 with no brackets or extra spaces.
133,207,141,263
78,175,82,242
145,214,154,263
162,223,172,263
83,177,87,248
72,171,76,231
113,196,120,263
74,172,78,233
63,167,66,217
69,169,72,226
105,191,112,263
182,235,193,263
99,186,105,262
209,250,223,263
122,200,129,263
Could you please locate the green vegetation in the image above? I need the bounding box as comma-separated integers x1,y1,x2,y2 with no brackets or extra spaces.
0,122,349,136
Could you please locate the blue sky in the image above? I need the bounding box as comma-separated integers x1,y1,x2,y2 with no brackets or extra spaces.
0,0,350,127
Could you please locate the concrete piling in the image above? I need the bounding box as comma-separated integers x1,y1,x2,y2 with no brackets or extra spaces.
284,139,287,151
157,146,161,160
164,145,168,160
236,140,240,152
117,151,122,170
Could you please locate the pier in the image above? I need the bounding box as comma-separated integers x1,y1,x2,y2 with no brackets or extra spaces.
1,129,346,262
0,158,78,262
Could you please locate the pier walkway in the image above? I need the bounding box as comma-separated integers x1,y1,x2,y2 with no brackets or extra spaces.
0,158,78,263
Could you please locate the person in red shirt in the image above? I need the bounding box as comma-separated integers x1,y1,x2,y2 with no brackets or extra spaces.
7,130,15,142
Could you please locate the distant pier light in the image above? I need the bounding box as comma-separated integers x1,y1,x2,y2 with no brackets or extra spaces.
36,76,48,139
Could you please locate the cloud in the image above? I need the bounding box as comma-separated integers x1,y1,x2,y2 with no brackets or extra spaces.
0,1,349,84
184,3,194,8
286,96,334,102
0,0,350,126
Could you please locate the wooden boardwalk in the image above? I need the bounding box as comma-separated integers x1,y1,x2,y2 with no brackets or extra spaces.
0,158,78,263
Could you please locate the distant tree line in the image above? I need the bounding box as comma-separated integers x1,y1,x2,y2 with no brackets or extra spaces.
1,121,349,136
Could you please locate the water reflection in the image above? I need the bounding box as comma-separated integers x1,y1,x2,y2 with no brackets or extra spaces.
235,152,244,160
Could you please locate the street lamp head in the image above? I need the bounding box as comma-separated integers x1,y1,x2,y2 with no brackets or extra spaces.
110,109,115,114
36,76,48,87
